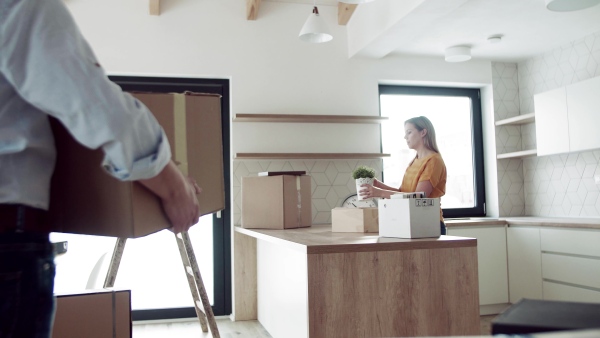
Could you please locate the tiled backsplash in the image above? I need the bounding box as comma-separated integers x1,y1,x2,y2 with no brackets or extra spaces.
493,62,527,216
233,160,383,226
524,151,600,217
494,29,600,217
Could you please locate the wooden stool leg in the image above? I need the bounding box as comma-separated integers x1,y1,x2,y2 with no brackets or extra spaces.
104,238,127,288
175,233,209,332
178,231,220,338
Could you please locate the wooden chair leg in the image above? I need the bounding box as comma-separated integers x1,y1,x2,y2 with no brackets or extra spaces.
175,233,209,332
177,231,220,338
104,238,127,288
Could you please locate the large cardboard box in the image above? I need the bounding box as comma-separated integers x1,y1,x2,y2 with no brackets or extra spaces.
331,207,378,233
241,175,312,229
378,197,440,238
52,289,131,338
48,92,225,238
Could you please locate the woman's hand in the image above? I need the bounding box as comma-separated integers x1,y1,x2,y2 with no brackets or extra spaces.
359,183,379,199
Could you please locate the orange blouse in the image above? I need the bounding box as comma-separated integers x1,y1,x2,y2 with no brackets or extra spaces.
400,152,447,220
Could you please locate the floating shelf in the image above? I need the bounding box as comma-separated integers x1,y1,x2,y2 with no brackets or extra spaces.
496,149,537,159
235,153,391,160
495,113,535,126
233,114,388,124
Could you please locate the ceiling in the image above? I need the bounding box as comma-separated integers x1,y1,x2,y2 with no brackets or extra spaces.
267,0,600,62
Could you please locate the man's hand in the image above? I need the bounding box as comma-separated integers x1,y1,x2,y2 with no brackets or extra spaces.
138,161,202,233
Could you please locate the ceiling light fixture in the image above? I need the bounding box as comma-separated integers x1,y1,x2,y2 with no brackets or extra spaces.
339,0,377,4
444,46,471,62
545,0,600,11
299,5,333,43
487,35,502,44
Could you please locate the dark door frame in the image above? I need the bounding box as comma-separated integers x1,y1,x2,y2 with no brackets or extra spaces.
108,75,232,320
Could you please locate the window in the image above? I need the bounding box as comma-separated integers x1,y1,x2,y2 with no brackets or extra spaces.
379,85,485,217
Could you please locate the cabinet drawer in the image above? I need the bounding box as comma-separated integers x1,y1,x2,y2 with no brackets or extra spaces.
542,253,600,289
541,228,600,257
543,281,600,303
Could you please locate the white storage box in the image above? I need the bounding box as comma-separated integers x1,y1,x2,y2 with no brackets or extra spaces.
378,197,440,238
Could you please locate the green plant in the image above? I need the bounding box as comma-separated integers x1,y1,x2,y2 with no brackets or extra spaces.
352,166,376,179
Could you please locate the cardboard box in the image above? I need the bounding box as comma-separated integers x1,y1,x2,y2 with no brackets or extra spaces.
378,198,440,238
48,92,225,238
52,289,131,338
241,175,312,229
331,207,378,233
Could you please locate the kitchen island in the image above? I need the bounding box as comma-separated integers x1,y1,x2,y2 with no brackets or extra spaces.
233,224,480,338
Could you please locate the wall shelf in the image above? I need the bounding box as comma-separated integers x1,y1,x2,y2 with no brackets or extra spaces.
233,114,388,124
496,149,537,160
495,113,535,126
235,153,391,160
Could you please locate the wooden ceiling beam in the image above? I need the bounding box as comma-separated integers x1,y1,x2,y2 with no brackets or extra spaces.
247,0,261,20
338,2,357,25
149,0,160,16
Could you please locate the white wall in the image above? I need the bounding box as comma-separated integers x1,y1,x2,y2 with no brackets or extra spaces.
66,0,492,153
66,0,494,224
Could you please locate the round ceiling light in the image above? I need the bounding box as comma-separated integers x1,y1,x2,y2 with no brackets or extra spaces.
487,36,502,44
545,0,600,11
445,46,472,62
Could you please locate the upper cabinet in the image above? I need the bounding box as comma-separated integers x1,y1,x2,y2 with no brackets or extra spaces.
534,76,600,157
534,87,569,156
566,76,600,153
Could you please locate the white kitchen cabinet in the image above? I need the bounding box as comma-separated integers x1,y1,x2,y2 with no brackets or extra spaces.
566,76,600,153
534,75,600,156
534,87,569,156
506,226,543,303
539,227,600,302
447,225,509,314
543,281,600,303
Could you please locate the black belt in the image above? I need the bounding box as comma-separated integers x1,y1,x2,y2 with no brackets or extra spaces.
0,204,51,234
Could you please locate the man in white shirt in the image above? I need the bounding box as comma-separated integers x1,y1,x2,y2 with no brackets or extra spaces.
0,0,202,336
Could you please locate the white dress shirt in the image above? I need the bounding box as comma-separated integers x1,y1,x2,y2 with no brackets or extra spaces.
0,0,171,210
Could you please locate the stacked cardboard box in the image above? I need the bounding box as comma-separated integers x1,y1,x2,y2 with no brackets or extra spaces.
241,175,312,229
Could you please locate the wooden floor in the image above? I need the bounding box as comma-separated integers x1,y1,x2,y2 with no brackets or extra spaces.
132,315,497,337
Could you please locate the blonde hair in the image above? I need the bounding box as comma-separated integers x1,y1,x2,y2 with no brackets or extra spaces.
405,116,440,153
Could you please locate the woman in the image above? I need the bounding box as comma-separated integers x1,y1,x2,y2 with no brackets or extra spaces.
359,116,448,234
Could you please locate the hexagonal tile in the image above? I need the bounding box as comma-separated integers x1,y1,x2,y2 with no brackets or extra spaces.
584,191,599,205
266,161,285,172
325,162,338,183
313,211,330,224
312,186,330,199
326,189,340,209
313,198,331,212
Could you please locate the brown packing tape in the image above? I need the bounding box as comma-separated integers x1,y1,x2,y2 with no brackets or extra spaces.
173,93,189,176
296,176,302,228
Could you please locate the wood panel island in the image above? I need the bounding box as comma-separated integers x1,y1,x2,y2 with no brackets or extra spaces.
233,225,480,338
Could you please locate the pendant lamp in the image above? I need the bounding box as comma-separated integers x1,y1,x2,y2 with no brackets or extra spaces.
299,6,333,43
545,0,600,11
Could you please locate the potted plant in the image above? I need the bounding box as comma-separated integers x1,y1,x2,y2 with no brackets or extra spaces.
352,165,376,200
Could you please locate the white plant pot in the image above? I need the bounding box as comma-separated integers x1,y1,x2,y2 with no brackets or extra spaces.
355,177,374,201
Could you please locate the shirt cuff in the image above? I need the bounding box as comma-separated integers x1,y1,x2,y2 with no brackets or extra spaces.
102,131,172,181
